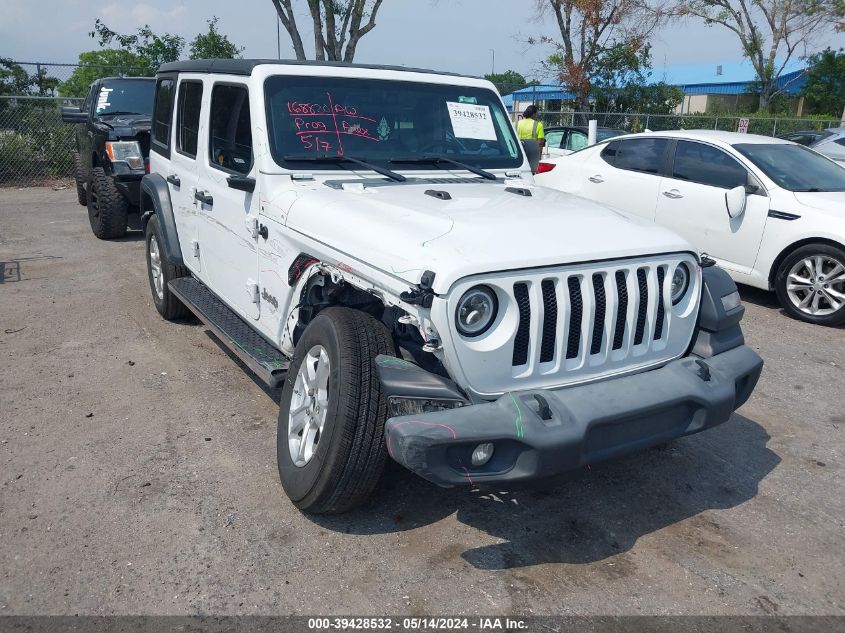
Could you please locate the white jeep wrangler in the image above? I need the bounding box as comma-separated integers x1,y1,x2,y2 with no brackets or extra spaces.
141,59,763,514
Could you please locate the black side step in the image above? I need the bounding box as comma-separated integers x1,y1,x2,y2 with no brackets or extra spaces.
169,277,290,388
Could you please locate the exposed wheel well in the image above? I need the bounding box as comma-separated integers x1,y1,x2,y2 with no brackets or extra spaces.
769,238,845,286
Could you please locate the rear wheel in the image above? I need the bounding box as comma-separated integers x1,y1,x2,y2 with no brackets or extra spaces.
72,152,87,206
145,214,189,320
87,167,128,239
775,243,845,326
277,307,394,514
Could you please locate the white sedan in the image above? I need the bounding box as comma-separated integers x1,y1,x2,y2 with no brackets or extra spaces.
534,130,845,326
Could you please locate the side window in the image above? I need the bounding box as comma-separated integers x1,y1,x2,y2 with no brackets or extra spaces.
835,138,845,147
209,84,252,174
544,130,564,149
82,85,94,115
151,78,175,153
614,138,668,174
176,81,203,159
566,130,588,151
600,140,619,165
673,141,747,189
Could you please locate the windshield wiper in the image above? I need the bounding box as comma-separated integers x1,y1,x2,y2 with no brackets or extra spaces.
283,154,406,182
389,155,497,181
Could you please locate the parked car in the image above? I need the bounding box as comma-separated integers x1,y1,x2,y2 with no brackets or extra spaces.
778,128,845,165
140,60,761,513
543,125,625,159
61,77,155,239
535,130,845,325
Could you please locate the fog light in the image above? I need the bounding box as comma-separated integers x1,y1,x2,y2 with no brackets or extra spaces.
388,396,463,417
471,442,494,467
721,290,741,312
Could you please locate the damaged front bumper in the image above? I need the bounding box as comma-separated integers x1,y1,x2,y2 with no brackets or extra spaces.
380,345,763,487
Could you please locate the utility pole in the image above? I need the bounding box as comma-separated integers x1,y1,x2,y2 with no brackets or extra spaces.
277,15,281,59
489,49,495,76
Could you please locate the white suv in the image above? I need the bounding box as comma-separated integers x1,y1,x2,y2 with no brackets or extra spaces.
140,60,762,514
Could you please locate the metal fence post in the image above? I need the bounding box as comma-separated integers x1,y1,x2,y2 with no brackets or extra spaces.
773,118,778,136
714,117,719,130
645,114,650,130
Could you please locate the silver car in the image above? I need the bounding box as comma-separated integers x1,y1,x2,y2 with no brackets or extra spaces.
778,128,845,165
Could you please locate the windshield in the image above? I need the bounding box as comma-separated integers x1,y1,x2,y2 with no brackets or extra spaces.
264,76,521,171
597,129,623,141
94,80,155,117
733,143,845,192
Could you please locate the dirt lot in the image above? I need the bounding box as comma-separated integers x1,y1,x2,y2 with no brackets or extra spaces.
0,187,843,616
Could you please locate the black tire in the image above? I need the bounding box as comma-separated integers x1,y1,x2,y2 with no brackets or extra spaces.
72,152,87,206
145,214,189,321
277,307,394,514
87,166,128,239
774,243,845,327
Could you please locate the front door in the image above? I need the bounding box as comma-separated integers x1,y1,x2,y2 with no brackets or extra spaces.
655,140,768,274
196,82,261,320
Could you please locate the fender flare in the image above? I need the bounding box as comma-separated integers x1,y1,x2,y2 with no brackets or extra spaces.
140,173,184,266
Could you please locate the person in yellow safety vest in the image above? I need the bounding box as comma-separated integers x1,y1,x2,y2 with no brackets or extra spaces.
516,105,545,174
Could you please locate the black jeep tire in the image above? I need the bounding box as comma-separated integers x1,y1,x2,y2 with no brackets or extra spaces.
87,166,128,239
277,307,394,514
145,214,189,320
774,243,845,327
72,152,87,206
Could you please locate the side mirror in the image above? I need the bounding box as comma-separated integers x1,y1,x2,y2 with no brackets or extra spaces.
725,185,747,219
60,106,87,123
227,175,255,193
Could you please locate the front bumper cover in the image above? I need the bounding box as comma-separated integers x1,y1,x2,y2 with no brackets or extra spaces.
384,345,762,487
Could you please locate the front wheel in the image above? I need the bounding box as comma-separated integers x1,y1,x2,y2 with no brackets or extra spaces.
72,152,87,206
775,243,845,326
145,214,189,320
277,307,394,514
87,167,128,240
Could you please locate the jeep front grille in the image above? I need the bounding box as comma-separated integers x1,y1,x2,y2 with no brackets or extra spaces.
442,253,700,397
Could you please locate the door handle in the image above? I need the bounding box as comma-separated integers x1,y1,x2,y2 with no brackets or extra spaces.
166,174,181,187
662,190,683,199
194,190,214,206
588,175,604,183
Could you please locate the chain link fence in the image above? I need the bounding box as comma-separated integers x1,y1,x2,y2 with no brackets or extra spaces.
535,111,842,137
0,96,83,186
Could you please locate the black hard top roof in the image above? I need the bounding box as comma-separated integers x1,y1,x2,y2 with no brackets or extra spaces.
158,58,469,78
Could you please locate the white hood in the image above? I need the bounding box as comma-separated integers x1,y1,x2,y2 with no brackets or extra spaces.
285,179,695,293
792,190,845,213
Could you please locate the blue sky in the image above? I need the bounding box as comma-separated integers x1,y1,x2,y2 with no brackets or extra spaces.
1,0,843,83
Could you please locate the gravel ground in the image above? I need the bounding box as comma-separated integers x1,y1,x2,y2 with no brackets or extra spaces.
0,187,843,616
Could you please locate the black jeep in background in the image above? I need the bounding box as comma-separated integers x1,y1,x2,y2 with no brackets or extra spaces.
61,77,155,239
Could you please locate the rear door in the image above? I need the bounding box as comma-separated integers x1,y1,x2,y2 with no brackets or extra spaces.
581,137,668,219
196,81,261,320
655,140,769,273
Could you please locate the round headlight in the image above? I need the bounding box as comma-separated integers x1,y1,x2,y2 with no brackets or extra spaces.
670,264,691,305
455,285,498,337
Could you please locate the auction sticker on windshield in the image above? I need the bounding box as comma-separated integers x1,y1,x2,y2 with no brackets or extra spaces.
446,102,496,140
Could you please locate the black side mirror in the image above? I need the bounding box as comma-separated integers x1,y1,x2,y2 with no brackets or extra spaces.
227,175,255,193
61,107,87,123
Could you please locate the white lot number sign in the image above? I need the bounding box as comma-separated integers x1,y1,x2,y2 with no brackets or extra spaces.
737,117,750,134
446,102,497,140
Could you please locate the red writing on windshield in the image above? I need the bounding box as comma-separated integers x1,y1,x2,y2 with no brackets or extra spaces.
286,92,379,156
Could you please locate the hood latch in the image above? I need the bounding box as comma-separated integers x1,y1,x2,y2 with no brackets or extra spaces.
400,270,436,308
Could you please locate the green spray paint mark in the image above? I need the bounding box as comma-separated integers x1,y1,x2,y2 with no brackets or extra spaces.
508,392,524,438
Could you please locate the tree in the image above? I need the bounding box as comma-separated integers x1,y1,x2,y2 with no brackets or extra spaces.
59,50,150,97
270,0,386,62
802,48,845,116
484,70,538,96
0,59,60,97
90,19,185,73
529,0,667,111
189,16,245,60
678,0,845,111
588,43,683,113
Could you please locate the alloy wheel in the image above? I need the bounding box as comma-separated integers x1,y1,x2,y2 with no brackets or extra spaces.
288,345,330,467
